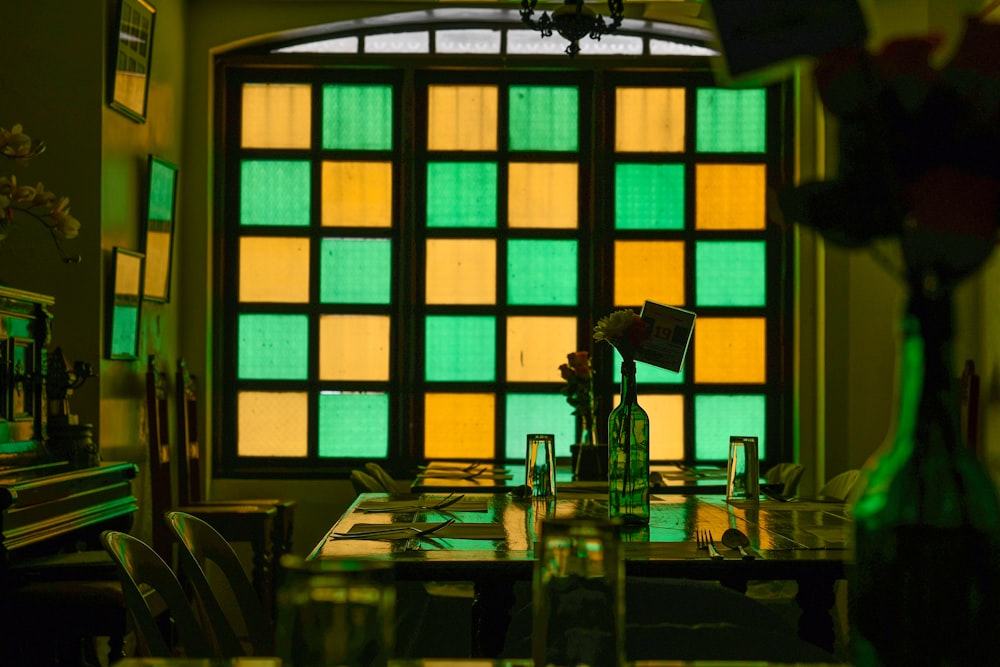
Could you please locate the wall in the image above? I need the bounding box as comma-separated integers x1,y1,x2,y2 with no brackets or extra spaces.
1,0,186,547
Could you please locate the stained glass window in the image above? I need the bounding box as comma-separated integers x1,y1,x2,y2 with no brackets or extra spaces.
220,32,788,475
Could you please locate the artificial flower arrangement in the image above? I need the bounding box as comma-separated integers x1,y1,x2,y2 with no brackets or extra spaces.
559,351,596,446
0,123,82,262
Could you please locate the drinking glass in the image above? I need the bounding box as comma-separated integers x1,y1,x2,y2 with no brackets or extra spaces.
727,435,760,500
275,554,395,667
526,433,557,498
533,517,625,667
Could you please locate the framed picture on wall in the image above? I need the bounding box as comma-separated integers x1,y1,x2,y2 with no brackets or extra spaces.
107,248,144,360
142,155,178,302
109,0,156,122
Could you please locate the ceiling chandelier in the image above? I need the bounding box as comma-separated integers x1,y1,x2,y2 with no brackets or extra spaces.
520,0,626,57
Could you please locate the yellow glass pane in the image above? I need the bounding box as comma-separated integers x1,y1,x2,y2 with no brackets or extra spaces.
506,316,576,382
427,85,498,151
426,239,496,305
319,315,390,381
321,161,393,228
614,241,685,307
238,391,308,456
616,87,685,153
241,83,312,149
508,162,578,229
695,164,766,230
694,317,766,383
645,394,685,460
425,393,495,459
240,237,309,303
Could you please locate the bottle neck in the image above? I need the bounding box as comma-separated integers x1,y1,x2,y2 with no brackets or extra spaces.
620,360,637,405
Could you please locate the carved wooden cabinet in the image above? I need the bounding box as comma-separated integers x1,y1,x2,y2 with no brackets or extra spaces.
0,286,53,469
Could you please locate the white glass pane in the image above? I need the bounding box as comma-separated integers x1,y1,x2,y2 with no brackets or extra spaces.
365,31,429,54
577,34,643,56
506,29,570,55
649,39,717,56
436,29,501,54
274,37,358,54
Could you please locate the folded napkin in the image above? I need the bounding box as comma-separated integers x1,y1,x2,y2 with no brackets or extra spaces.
418,470,513,480
335,522,506,540
356,498,489,512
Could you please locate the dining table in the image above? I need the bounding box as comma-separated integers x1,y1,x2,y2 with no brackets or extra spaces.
410,462,742,495
111,658,851,666
309,491,851,658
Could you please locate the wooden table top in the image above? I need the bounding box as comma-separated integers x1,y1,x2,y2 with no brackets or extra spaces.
112,658,851,667
310,492,851,582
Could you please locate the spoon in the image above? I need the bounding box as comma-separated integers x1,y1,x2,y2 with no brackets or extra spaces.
721,527,754,560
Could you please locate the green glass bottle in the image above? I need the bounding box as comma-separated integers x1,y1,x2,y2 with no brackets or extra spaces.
849,287,1000,666
608,360,650,525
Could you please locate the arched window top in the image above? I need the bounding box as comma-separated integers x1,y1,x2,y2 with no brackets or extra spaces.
234,8,716,58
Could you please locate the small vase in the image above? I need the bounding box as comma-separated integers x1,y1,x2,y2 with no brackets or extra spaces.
849,287,1000,666
608,359,649,525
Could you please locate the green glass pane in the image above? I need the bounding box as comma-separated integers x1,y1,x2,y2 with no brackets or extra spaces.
694,394,766,460
615,163,685,230
322,84,393,150
508,85,579,151
696,241,766,306
425,316,496,381
240,160,311,226
110,305,138,357
507,239,578,305
614,349,684,384
318,392,389,457
320,238,392,304
696,88,766,153
505,393,575,459
426,162,497,228
238,313,309,380
148,160,175,221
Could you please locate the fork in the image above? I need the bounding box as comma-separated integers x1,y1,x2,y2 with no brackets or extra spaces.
697,529,724,560
331,518,456,540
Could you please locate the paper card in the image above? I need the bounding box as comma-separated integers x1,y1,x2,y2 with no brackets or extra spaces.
635,301,696,373
704,0,869,87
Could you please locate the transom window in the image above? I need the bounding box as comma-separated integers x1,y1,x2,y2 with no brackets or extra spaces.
216,11,791,477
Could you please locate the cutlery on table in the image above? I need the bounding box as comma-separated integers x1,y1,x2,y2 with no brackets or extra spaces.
721,527,755,560
359,493,466,513
697,529,724,560
331,518,457,540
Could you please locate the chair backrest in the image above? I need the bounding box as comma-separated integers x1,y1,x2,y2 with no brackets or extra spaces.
959,359,980,455
100,530,215,658
818,469,861,501
145,353,174,561
176,358,203,506
351,469,384,495
364,462,408,494
165,511,273,657
764,463,804,498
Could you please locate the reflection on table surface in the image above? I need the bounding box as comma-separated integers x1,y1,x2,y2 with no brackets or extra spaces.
112,659,852,666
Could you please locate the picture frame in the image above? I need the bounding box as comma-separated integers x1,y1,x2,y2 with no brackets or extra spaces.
107,248,144,361
109,0,156,123
142,155,178,302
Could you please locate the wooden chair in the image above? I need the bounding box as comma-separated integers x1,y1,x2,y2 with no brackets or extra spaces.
100,530,215,658
165,511,273,656
146,354,283,620
364,461,410,494
817,469,861,501
351,469,384,494
763,462,805,499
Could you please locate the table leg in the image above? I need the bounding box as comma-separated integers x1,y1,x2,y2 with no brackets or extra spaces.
249,533,275,618
471,577,517,658
796,576,837,653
